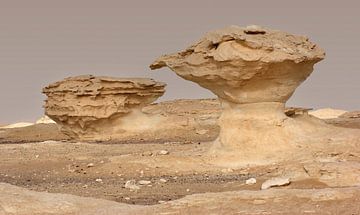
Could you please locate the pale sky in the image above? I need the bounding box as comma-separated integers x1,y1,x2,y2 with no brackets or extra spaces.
0,0,359,123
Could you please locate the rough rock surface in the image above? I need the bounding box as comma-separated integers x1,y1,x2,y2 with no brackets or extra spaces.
0,98,326,144
151,25,325,104
43,75,166,140
150,25,359,166
261,177,291,190
1,183,360,215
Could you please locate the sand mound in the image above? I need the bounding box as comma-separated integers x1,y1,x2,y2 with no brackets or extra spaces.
35,115,56,124
309,108,348,119
0,122,34,129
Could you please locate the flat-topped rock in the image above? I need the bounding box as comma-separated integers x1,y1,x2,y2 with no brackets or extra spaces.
43,75,166,140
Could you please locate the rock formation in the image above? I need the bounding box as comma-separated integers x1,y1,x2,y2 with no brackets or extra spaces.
43,75,166,141
150,25,343,165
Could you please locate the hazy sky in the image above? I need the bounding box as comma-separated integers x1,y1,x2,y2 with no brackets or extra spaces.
0,0,359,123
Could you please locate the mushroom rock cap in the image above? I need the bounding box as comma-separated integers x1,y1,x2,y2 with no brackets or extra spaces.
42,75,166,139
151,25,325,104
43,75,166,118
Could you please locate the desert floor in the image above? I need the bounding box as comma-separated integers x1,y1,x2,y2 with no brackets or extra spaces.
1,99,360,214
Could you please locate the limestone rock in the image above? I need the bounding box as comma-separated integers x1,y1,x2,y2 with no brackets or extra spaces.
150,25,329,165
43,75,166,141
261,177,291,190
125,180,140,190
151,25,324,104
138,180,151,185
0,182,142,215
284,107,312,117
245,177,257,185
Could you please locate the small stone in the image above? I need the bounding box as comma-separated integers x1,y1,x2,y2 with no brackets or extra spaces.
158,150,169,155
245,178,257,185
159,178,167,183
186,188,190,192
35,155,40,158
261,177,291,190
87,163,94,168
82,185,88,188
158,200,166,204
125,180,140,190
95,178,103,183
244,25,266,34
138,180,151,185
124,197,131,200
143,152,153,156
239,168,249,175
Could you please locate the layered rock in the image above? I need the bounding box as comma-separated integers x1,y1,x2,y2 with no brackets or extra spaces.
43,75,166,140
151,25,324,104
150,25,336,165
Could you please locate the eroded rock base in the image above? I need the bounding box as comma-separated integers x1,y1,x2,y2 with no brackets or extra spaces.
207,101,360,167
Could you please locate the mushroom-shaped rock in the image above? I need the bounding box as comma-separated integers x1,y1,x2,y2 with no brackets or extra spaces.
150,25,327,165
43,75,166,141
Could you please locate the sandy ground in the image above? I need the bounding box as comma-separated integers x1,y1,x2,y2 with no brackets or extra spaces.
0,99,360,214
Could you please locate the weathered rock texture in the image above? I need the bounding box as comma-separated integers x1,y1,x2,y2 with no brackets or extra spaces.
151,25,324,104
1,183,360,215
150,25,349,165
43,75,166,140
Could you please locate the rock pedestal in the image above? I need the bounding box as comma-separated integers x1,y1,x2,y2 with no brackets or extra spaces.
43,75,166,141
151,25,327,165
